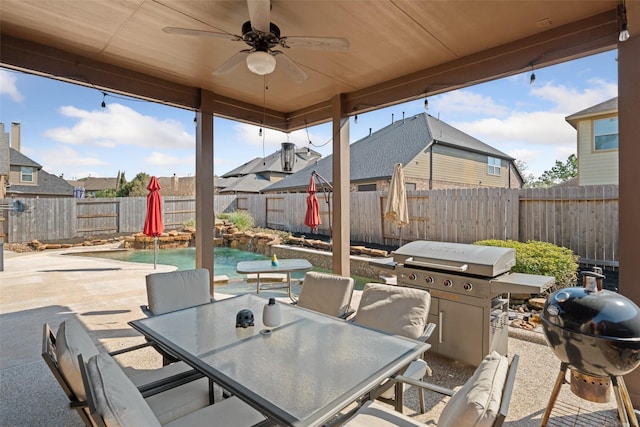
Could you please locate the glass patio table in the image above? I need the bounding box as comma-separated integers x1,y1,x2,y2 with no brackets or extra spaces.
129,293,430,427
236,258,312,302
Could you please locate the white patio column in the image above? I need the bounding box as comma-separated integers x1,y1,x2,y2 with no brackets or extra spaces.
331,94,350,277
196,90,215,296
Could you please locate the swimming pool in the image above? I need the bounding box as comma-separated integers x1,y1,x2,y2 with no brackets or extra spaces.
75,247,268,279
75,247,371,290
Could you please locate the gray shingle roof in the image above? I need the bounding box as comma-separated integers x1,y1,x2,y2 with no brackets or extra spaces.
9,168,74,196
264,112,514,192
219,174,272,193
9,148,41,168
565,97,618,127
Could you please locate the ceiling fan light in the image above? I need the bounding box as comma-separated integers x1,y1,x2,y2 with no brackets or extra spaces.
246,51,276,75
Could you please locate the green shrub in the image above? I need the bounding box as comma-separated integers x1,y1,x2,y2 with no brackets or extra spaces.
183,218,195,228
226,210,255,231
473,239,578,292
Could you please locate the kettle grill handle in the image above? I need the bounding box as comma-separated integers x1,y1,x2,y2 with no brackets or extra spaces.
404,257,469,273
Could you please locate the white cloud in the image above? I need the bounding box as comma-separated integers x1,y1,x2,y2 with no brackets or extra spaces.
38,145,110,177
430,90,510,118
0,70,24,103
44,103,194,149
233,122,326,151
531,79,617,114
446,79,616,177
146,151,194,168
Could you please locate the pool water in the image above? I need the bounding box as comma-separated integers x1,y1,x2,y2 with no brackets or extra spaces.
77,247,268,279
77,247,371,290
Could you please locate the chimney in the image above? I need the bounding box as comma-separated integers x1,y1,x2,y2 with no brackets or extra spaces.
11,122,21,152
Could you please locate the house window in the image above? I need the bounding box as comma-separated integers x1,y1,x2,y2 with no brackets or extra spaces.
21,166,34,183
594,117,618,151
487,157,501,176
357,184,377,192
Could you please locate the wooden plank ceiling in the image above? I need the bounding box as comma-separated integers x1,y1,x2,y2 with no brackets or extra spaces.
0,0,621,131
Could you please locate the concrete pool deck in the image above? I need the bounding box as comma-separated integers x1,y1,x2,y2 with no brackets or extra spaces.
0,244,627,426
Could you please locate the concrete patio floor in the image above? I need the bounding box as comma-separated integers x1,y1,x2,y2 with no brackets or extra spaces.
0,244,626,426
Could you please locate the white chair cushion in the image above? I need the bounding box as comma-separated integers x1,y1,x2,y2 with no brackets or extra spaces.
145,379,210,424
354,283,430,340
56,318,100,400
87,353,161,427
163,396,266,427
438,351,509,427
342,401,421,427
146,269,210,315
297,271,354,317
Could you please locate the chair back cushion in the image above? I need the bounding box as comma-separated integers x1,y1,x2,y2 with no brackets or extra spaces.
146,269,210,315
354,283,430,340
86,353,161,427
297,272,354,317
56,318,100,400
438,351,509,427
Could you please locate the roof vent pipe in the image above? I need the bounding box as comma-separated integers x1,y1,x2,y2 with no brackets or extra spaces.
369,128,372,136
402,112,405,123
391,113,394,124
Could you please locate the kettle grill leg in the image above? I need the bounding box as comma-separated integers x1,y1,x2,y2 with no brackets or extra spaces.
612,376,639,427
540,362,569,427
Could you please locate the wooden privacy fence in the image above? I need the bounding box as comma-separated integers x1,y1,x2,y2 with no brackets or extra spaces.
2,195,236,243
519,185,618,267
1,186,619,266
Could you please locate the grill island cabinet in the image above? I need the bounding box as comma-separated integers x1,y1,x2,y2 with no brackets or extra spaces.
392,241,555,367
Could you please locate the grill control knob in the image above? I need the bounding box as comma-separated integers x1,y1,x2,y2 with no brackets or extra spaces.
463,282,473,291
408,273,417,281
443,279,453,287
425,276,434,284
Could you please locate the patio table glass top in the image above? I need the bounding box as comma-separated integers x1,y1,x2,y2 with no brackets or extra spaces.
129,293,429,427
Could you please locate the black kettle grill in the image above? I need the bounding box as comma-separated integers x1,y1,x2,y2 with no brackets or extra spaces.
540,268,640,427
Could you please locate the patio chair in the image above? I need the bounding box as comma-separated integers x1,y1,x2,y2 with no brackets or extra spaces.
79,352,266,427
141,268,212,364
141,268,212,316
352,283,436,414
342,352,519,427
295,271,355,318
42,319,217,426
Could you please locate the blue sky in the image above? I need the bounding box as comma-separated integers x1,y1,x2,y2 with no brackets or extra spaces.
1,49,617,181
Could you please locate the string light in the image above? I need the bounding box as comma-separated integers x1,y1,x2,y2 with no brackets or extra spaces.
424,98,429,110
354,114,358,124
619,1,630,42
101,92,107,109
529,64,536,86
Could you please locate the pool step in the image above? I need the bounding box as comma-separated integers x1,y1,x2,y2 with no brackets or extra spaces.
213,275,229,284
245,273,287,283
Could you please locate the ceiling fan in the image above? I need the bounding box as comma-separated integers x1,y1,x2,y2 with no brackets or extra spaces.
163,0,349,83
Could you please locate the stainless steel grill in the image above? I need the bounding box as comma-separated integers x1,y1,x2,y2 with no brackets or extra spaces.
391,241,554,366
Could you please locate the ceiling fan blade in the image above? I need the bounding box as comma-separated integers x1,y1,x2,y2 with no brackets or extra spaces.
274,52,308,83
247,0,271,33
163,27,241,41
282,36,350,51
213,50,250,75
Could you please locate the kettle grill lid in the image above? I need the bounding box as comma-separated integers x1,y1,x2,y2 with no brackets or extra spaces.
543,287,640,340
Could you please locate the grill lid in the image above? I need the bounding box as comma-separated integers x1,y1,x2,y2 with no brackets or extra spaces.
393,241,516,277
543,287,640,340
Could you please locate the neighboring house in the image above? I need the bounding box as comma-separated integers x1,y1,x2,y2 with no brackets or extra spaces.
217,145,322,194
565,97,618,186
68,173,197,197
264,112,522,193
0,122,74,198
67,176,120,197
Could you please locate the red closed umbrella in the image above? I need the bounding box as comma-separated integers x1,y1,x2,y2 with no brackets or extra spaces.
304,175,321,233
143,176,164,269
